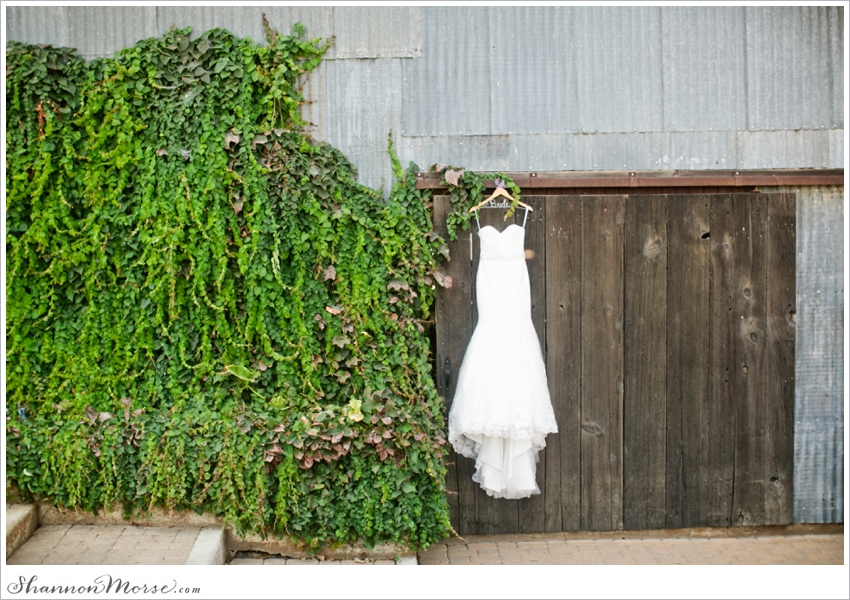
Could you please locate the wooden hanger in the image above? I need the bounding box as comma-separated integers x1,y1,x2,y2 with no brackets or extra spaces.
468,185,533,213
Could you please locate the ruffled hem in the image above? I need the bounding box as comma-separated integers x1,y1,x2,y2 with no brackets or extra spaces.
451,432,548,499
448,425,556,460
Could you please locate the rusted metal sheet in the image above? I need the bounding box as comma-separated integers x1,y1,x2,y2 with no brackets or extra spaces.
414,170,845,190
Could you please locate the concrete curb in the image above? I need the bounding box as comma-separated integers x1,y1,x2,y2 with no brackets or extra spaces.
226,529,410,561
6,504,39,559
395,555,418,565
185,528,227,565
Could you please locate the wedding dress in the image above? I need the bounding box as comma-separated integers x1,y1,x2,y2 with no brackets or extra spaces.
448,215,558,499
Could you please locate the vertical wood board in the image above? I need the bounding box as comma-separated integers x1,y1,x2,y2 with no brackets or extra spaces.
545,196,582,532
580,195,625,531
764,193,796,525
623,195,668,530
665,194,711,527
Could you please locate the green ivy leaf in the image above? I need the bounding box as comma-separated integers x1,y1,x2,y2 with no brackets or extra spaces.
225,364,259,382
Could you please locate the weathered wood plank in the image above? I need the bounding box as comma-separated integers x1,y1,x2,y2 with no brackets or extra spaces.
545,196,582,532
517,196,546,533
433,195,472,533
730,193,768,527
665,194,711,528
708,194,736,527
623,195,667,530
580,195,625,531
764,193,796,525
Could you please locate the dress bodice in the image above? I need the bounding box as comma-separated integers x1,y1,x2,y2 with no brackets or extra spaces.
475,224,531,322
478,224,526,262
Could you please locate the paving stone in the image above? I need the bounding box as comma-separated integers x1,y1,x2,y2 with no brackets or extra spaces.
498,555,525,565
516,541,548,548
230,558,265,565
263,558,288,565
467,542,497,550
566,539,597,546
284,559,320,565
419,555,448,565
497,543,520,554
469,555,502,565
476,548,499,556
545,554,583,565
447,556,470,565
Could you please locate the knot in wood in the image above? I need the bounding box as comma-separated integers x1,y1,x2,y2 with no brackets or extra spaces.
643,236,662,258
581,422,603,436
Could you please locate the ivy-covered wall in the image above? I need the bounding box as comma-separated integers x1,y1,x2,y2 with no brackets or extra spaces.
5,24,454,551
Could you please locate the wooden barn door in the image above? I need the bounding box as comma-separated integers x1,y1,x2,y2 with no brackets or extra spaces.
433,193,796,534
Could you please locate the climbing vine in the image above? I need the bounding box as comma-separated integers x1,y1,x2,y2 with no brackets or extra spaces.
5,23,461,551
429,165,523,241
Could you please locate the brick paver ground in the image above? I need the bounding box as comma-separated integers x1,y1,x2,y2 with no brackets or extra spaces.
7,524,201,565
229,556,397,565
419,529,844,565
8,523,843,566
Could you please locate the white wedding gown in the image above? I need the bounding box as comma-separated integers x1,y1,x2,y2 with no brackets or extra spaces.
448,222,558,499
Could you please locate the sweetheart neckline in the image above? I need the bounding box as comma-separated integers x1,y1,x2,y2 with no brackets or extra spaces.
478,224,524,235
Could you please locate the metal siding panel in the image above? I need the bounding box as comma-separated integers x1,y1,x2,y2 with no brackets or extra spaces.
651,131,740,170
573,7,664,133
307,59,402,193
757,186,843,524
155,6,333,46
828,7,844,129
828,129,843,169
401,7,491,137
393,131,744,174
489,7,577,135
68,6,157,59
332,7,421,58
6,6,71,47
661,7,747,132
507,135,574,171
397,135,510,173
741,130,831,169
746,7,834,131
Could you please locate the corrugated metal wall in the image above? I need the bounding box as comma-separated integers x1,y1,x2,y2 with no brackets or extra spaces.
6,5,844,524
